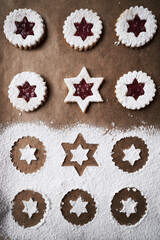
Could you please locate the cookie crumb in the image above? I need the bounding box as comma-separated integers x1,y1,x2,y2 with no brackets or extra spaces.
114,41,120,46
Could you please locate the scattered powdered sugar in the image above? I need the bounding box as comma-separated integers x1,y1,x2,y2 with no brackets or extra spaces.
123,144,141,166
114,41,120,46
0,122,160,239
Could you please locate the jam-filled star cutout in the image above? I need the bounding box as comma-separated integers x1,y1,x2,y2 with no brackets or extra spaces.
126,79,145,100
18,81,37,102
74,79,93,100
15,16,35,39
74,17,93,41
64,67,104,113
127,14,146,37
62,133,98,176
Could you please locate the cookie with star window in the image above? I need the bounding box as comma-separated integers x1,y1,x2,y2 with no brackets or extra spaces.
115,6,157,48
63,9,103,51
115,71,156,110
3,9,45,49
8,72,47,112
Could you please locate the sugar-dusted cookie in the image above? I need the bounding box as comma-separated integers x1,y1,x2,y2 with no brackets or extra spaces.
4,9,45,49
115,6,157,48
63,9,103,51
115,71,156,110
64,67,104,112
8,72,47,112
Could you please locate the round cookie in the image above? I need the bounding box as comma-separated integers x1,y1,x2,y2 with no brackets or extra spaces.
63,9,103,51
8,71,47,112
115,71,156,110
3,8,45,49
12,189,49,228
115,6,157,48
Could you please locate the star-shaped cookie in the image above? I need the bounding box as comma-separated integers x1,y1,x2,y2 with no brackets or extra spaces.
64,67,104,112
62,133,98,176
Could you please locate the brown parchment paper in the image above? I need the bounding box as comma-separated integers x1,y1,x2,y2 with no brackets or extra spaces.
0,0,160,130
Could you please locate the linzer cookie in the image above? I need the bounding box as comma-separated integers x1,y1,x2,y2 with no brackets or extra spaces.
8,72,47,112
63,9,103,51
64,67,104,112
115,6,157,48
111,187,147,225
12,190,49,228
115,71,156,110
3,9,45,49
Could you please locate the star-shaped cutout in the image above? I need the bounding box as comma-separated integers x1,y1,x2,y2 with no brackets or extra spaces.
17,81,37,102
74,17,93,41
22,198,38,218
70,196,88,217
123,144,141,166
127,14,146,37
20,144,37,165
15,16,35,39
64,67,104,112
126,79,145,100
120,197,138,217
62,133,98,176
70,145,89,166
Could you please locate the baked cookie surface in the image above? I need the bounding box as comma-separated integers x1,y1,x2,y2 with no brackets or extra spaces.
63,9,103,51
3,8,45,49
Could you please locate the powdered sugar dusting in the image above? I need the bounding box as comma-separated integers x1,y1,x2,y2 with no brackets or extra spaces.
3,9,45,48
0,122,160,239
8,72,47,112
115,71,156,110
63,9,103,51
115,6,157,48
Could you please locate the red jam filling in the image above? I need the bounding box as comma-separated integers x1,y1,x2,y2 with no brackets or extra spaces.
127,14,146,37
74,79,93,100
74,17,93,41
15,16,35,39
126,79,145,100
17,81,37,102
